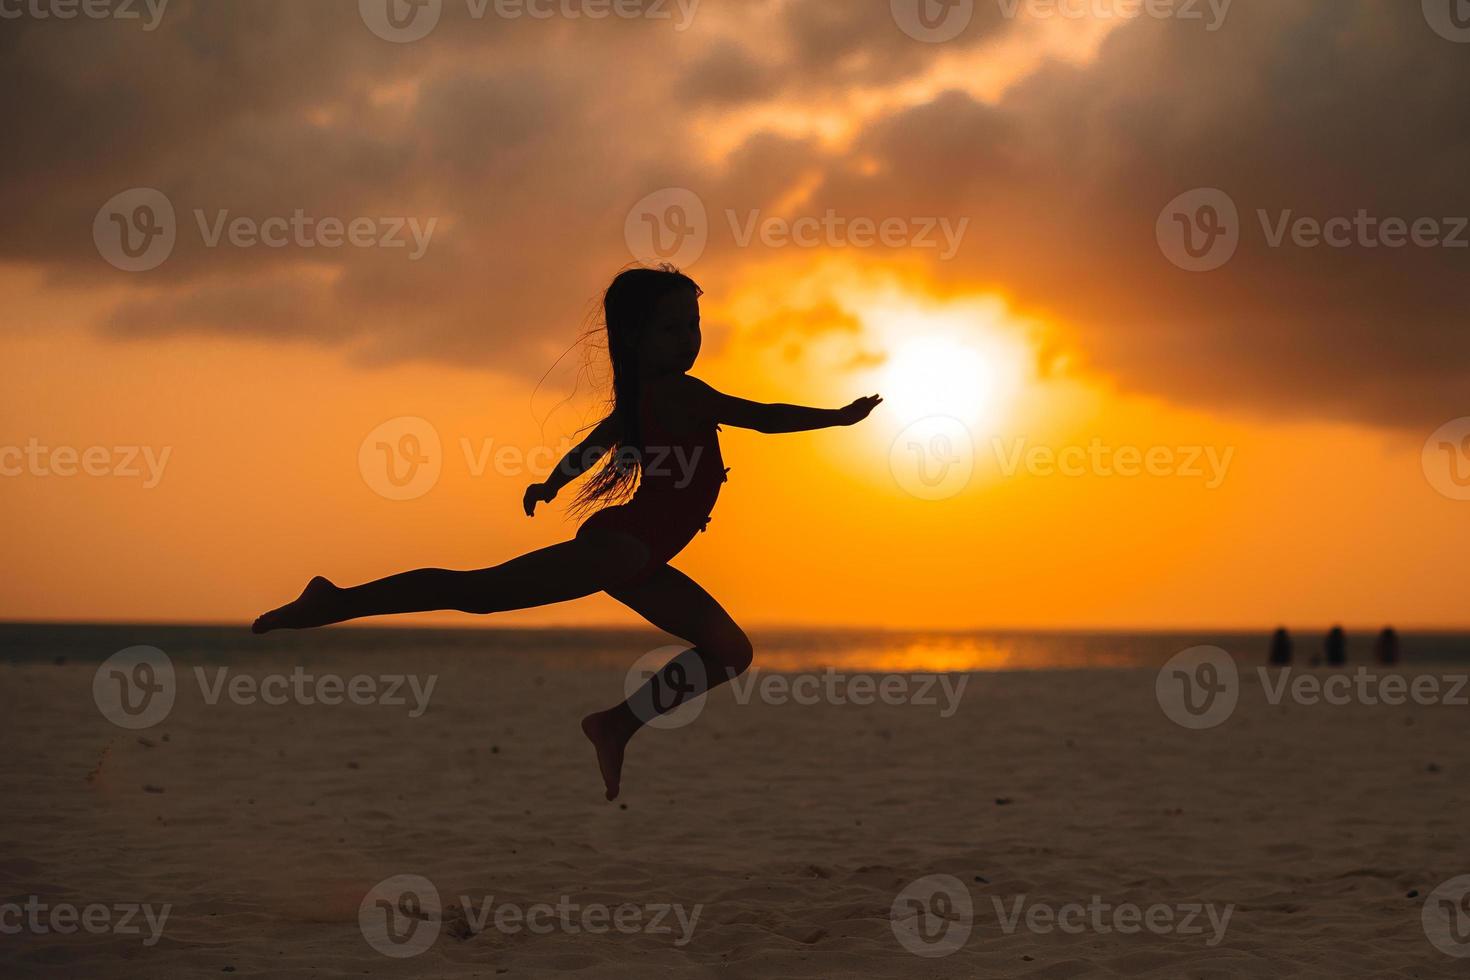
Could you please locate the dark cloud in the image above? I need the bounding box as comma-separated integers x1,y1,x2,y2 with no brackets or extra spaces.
806,2,1470,428
679,38,780,105
779,0,1007,84
2,0,1465,427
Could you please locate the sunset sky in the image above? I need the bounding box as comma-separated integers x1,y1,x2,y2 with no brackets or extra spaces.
3,0,1468,629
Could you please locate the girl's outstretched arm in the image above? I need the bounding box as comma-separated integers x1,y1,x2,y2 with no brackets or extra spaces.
674,375,882,434
524,414,617,515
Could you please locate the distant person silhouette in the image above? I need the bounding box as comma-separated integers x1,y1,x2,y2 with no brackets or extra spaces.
1325,625,1347,667
1374,626,1400,666
252,265,883,800
1268,626,1292,666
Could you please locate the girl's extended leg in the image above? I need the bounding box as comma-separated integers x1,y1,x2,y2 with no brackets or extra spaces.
252,534,650,633
581,564,753,800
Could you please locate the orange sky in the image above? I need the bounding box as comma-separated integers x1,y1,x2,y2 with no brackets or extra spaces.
4,2,1468,629
3,262,1464,630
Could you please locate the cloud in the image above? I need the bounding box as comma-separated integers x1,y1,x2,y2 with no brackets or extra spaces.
1,0,1465,427
773,1,1470,428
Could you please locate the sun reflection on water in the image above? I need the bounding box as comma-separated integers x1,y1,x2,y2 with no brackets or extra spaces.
752,632,1146,673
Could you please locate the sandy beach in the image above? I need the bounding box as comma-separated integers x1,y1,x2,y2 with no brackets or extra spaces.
3,637,1468,978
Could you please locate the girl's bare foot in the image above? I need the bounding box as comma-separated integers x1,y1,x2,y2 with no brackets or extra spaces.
581,709,635,801
251,576,341,634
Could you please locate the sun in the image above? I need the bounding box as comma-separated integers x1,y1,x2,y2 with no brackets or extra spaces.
882,335,997,421
865,300,1033,428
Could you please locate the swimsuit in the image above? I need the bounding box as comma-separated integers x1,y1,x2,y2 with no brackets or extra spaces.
575,391,730,582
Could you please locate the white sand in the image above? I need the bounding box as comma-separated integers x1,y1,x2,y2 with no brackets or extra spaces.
2,649,1467,977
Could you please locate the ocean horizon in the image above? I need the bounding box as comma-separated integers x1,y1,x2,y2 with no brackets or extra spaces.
6,621,1469,672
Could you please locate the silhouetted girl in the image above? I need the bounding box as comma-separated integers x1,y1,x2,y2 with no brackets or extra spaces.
252,265,882,799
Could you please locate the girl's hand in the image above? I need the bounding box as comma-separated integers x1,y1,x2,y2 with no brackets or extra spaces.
839,394,884,426
523,482,557,516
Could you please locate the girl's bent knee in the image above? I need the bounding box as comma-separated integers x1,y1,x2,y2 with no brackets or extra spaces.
718,633,754,678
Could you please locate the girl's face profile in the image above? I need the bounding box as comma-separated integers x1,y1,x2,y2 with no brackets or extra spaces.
639,286,702,374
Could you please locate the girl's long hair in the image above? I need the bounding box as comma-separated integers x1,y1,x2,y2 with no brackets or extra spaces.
567,264,702,519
